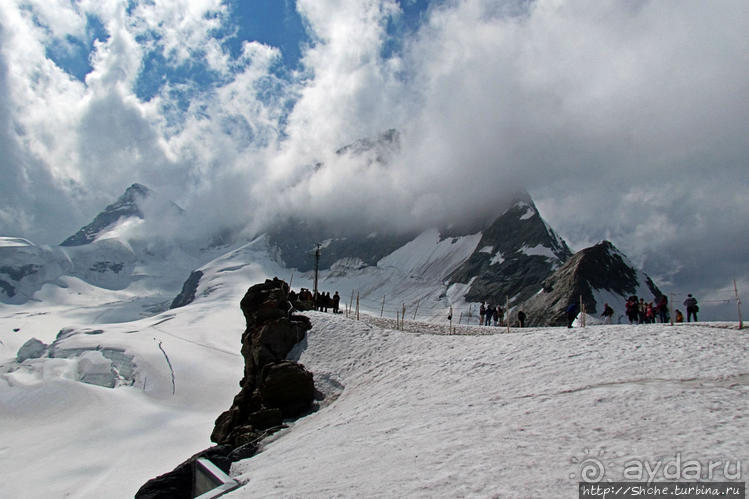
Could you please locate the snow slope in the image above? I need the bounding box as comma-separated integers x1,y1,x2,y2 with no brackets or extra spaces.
0,229,746,498
1,273,747,498
229,314,748,497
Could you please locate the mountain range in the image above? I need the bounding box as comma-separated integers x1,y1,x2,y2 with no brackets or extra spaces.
0,180,662,324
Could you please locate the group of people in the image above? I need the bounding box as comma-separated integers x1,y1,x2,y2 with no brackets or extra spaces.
616,293,699,324
289,288,341,313
478,302,527,327
563,293,700,328
623,295,670,324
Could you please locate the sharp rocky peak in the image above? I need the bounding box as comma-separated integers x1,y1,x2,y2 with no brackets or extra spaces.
60,183,156,247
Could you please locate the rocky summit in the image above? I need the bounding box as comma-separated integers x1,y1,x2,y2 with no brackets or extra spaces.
520,240,662,326
61,183,153,246
136,278,315,498
447,191,573,307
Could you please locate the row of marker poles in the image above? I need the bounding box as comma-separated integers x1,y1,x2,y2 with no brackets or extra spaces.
338,284,743,330
345,291,360,320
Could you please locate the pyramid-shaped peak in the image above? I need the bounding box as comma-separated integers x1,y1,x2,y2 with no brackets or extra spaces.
122,183,151,199
60,183,154,246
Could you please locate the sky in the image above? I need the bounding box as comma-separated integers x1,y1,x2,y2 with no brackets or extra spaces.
0,0,747,317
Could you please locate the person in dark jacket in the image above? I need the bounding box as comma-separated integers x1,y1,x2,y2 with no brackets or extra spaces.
332,291,340,313
566,303,579,328
656,295,669,323
683,294,699,322
517,310,526,328
601,303,614,324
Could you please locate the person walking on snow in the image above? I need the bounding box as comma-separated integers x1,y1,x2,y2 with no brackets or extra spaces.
566,302,579,328
479,302,486,326
683,294,699,322
601,303,614,324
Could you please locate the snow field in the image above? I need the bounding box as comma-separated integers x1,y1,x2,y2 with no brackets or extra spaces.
229,312,748,497
1,275,746,498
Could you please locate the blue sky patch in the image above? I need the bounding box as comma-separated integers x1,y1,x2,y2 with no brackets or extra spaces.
44,14,109,82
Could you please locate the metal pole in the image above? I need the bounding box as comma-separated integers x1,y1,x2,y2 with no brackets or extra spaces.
506,295,510,334
381,295,385,317
313,244,320,309
735,280,743,329
670,293,674,326
413,299,420,320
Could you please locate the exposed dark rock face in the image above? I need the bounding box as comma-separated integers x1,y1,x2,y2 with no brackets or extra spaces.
170,270,204,309
0,264,42,281
61,184,151,246
137,278,315,497
259,360,315,419
60,183,184,246
135,445,233,499
211,277,313,446
519,240,662,326
0,279,16,297
267,218,414,272
449,192,573,306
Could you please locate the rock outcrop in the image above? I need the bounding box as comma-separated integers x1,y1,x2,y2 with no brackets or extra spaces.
211,277,314,446
170,270,203,309
136,278,315,498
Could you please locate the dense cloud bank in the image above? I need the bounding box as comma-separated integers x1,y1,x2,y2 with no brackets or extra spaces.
0,0,747,312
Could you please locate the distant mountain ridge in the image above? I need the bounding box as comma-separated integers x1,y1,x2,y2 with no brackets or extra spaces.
0,132,664,324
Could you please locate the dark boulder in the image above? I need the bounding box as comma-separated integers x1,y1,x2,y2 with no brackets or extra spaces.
259,361,315,419
138,278,316,497
134,445,233,499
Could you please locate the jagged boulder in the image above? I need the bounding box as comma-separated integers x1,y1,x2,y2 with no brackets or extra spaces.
212,278,313,447
138,278,315,497
259,361,315,419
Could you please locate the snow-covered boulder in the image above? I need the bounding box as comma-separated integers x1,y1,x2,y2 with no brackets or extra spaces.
16,338,48,362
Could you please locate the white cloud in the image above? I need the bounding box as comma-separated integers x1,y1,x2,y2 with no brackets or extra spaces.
0,0,746,305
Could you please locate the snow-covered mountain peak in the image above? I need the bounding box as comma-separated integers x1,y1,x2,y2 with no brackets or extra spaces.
520,239,661,325
60,183,182,247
